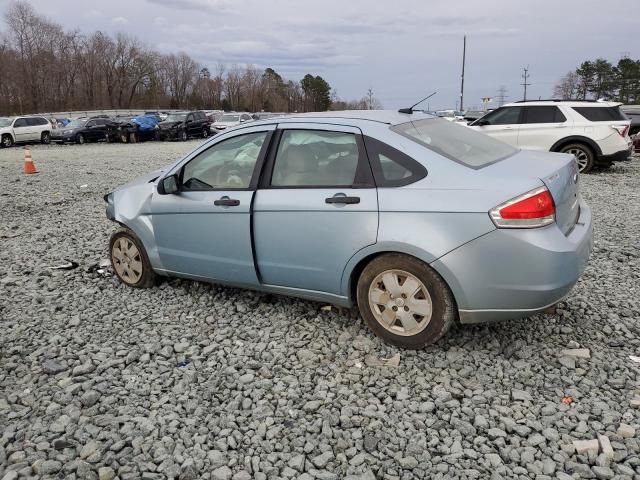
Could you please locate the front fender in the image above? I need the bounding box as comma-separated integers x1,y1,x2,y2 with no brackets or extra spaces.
110,179,164,270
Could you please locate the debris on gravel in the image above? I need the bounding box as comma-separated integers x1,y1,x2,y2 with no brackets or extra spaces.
1,143,639,479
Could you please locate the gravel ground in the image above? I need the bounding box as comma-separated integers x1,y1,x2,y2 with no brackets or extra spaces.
1,141,639,480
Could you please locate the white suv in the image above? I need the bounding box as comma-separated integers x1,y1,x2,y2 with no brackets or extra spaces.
468,100,632,173
0,116,53,148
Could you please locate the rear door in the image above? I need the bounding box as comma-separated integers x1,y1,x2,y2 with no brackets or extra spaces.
252,123,378,294
518,106,570,150
470,106,523,147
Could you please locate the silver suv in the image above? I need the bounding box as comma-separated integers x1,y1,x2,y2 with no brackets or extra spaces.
0,116,53,148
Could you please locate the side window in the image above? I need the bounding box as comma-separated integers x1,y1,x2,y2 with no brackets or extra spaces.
26,118,39,126
271,130,363,187
13,118,27,128
181,131,268,191
523,106,566,123
38,117,48,125
364,136,427,187
480,107,522,125
86,120,96,127
186,114,194,122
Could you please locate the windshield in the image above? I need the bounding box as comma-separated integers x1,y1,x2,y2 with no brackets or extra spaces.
0,118,12,127
392,118,517,168
165,114,186,122
65,119,86,129
219,114,240,122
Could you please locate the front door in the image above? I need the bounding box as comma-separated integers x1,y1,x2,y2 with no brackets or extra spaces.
252,124,379,295
470,106,523,147
12,118,30,142
151,126,274,286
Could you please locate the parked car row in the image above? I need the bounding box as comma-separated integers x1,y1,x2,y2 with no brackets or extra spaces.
0,111,285,148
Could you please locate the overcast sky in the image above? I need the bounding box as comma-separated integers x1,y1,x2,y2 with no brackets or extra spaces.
1,0,638,110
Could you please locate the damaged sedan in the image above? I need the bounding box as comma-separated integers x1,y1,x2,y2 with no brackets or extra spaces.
104,110,593,349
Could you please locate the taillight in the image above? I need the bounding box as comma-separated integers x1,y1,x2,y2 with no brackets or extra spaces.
489,187,555,228
612,125,629,138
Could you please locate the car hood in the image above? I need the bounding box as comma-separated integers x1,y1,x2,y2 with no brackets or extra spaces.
0,126,13,134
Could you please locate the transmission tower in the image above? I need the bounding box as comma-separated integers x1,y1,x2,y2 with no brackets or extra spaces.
496,85,508,107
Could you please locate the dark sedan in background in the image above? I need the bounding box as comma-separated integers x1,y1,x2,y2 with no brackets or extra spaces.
155,111,210,141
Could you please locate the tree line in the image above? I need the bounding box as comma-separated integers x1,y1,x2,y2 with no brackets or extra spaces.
0,1,380,116
554,57,640,103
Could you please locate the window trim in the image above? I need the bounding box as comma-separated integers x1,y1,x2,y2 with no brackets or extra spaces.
363,135,427,187
259,128,375,190
178,130,274,192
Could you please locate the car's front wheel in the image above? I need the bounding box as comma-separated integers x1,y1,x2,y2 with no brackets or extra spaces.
76,133,85,145
41,132,51,144
1,134,13,148
202,128,209,138
357,253,456,349
560,143,594,173
180,129,188,141
109,228,156,288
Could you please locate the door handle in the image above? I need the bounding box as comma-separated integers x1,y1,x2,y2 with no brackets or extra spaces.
214,197,240,206
326,195,360,205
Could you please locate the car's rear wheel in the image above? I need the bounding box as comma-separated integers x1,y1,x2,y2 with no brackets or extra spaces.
1,134,13,148
356,253,456,349
109,228,156,288
41,132,51,144
76,133,85,145
560,143,594,173
202,128,209,138
180,130,188,141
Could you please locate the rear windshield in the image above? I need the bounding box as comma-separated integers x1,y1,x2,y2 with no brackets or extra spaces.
392,118,517,168
573,106,627,121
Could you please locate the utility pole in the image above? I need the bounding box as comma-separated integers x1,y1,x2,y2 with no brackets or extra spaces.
459,35,466,111
521,66,531,102
496,85,508,107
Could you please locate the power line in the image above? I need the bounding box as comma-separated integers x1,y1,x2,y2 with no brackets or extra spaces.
521,66,531,101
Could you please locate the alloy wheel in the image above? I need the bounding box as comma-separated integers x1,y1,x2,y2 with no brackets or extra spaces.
111,237,143,285
566,147,589,172
368,269,433,336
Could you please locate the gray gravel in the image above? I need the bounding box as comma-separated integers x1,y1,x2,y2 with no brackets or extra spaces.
1,142,639,480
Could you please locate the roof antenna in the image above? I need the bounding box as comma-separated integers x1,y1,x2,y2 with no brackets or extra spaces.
398,91,437,114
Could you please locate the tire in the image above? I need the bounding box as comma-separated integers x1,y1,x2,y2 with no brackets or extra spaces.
559,143,594,173
120,132,128,143
109,228,156,289
76,133,85,145
40,132,51,145
202,128,209,138
0,134,14,148
180,130,188,141
129,132,138,143
356,253,456,349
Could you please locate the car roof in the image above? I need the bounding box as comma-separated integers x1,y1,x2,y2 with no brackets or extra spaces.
252,109,433,126
503,100,622,107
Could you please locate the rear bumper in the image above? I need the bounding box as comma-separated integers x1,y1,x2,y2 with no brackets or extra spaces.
432,200,593,324
598,147,632,164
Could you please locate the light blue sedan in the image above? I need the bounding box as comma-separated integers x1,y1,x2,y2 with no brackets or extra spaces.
105,110,593,349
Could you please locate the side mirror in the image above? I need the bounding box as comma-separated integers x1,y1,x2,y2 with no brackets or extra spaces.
158,174,179,195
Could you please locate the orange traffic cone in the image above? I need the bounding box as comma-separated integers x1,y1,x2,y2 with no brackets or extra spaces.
23,146,38,174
